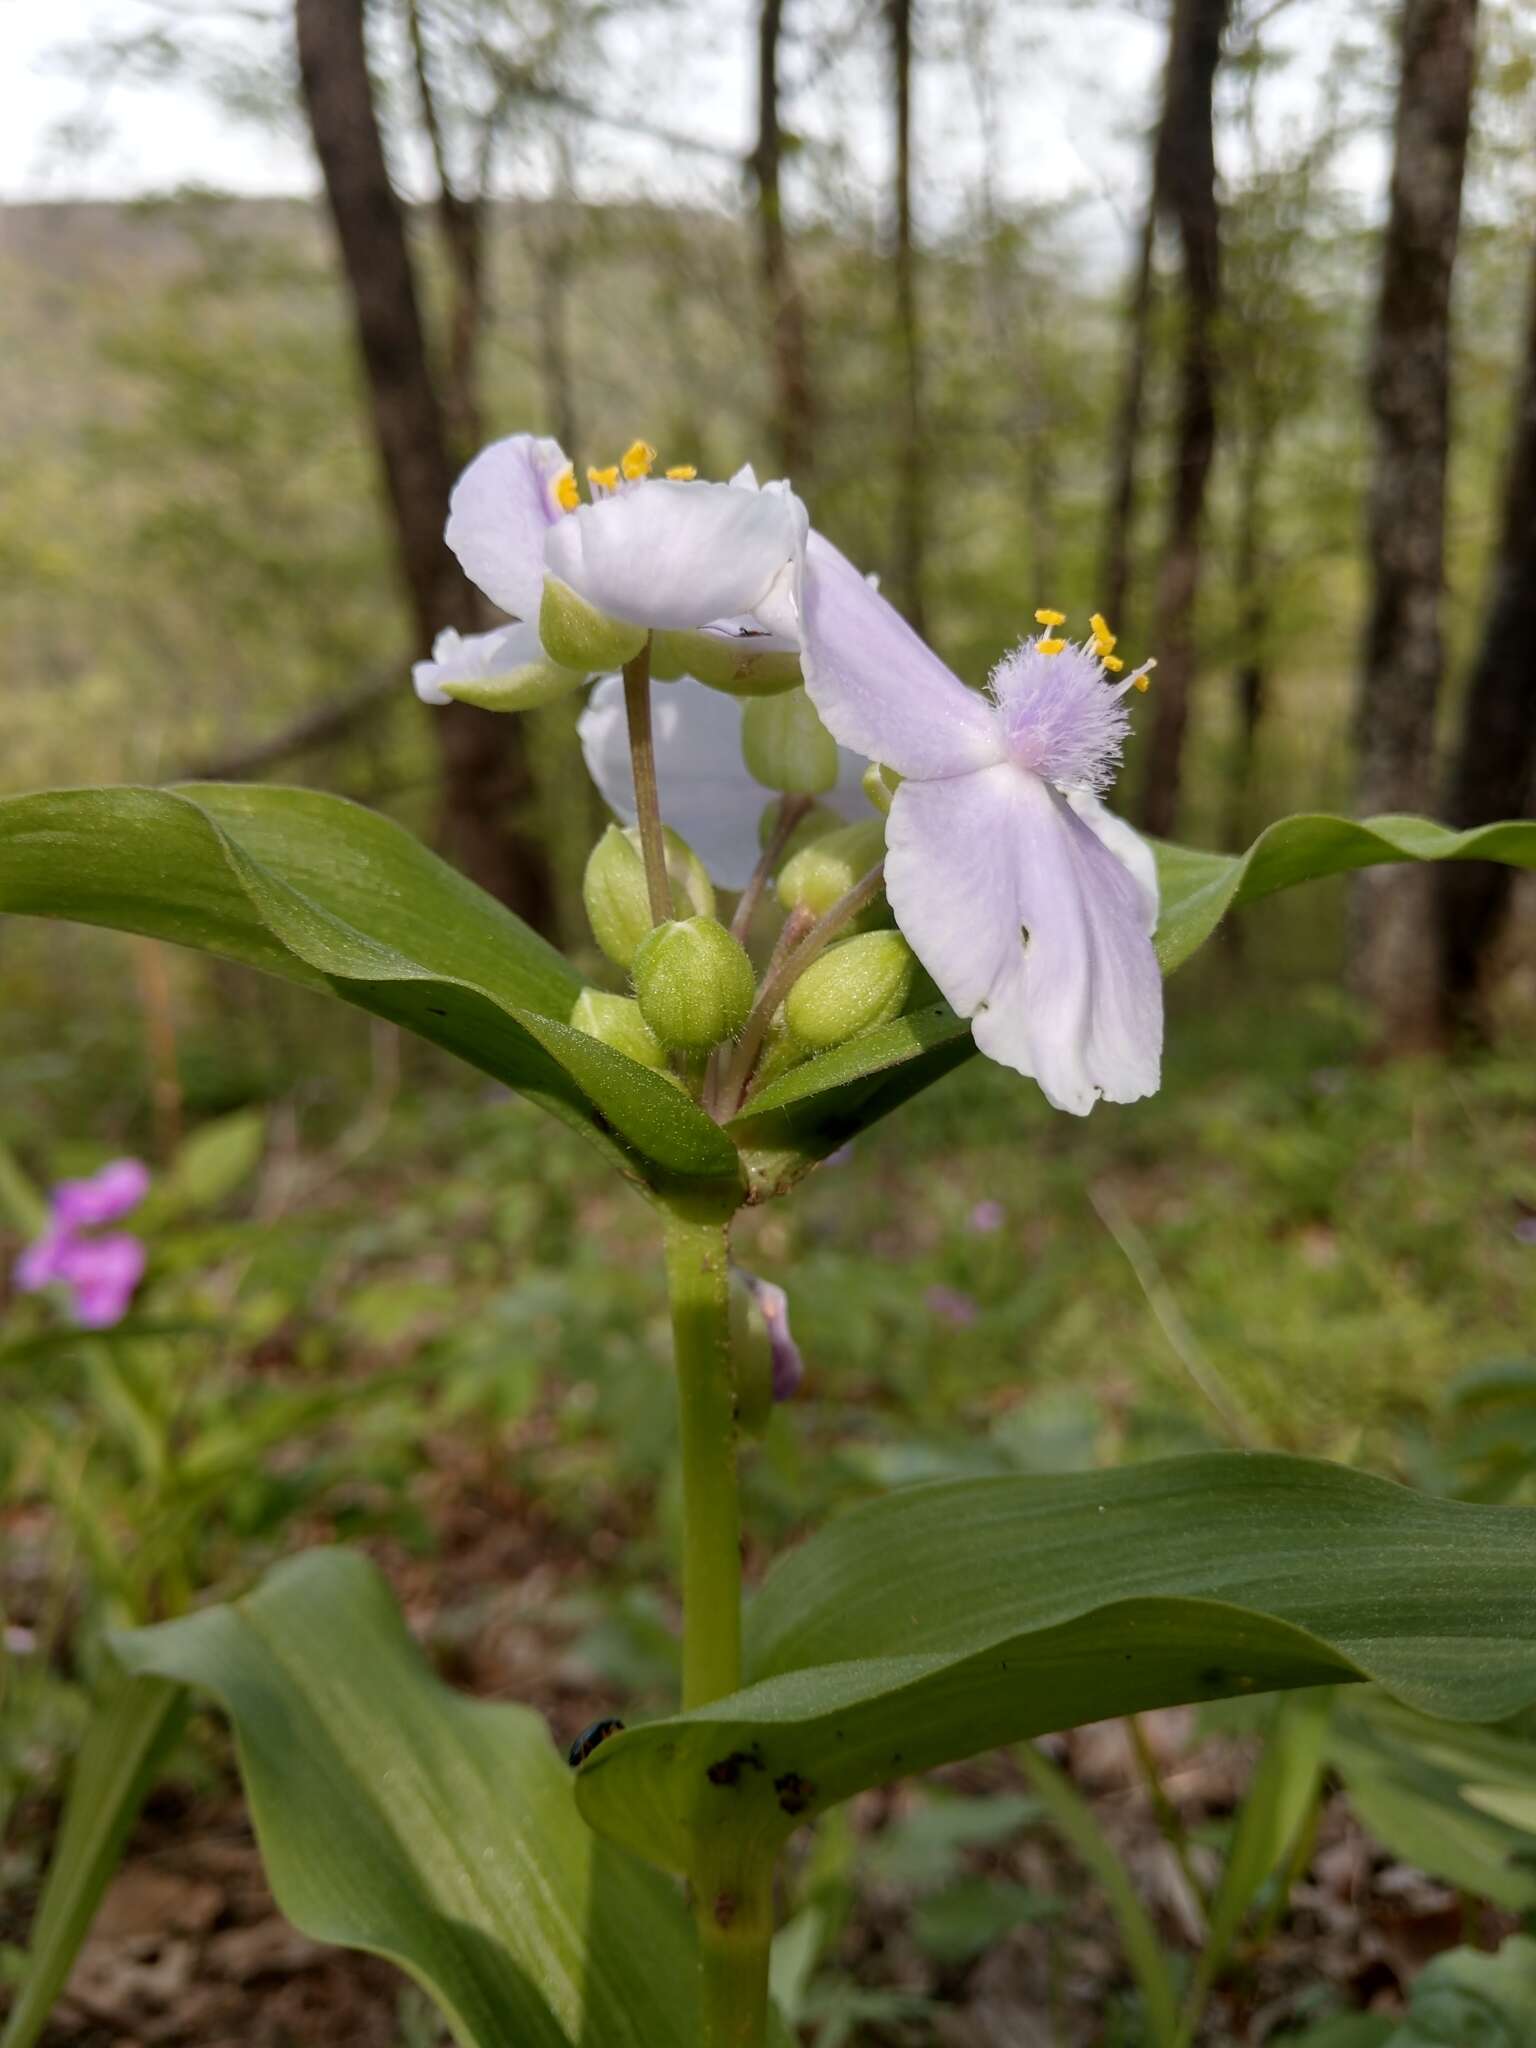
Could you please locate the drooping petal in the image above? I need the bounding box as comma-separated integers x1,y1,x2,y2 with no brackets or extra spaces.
543,478,802,632
1066,790,1160,935
53,1158,151,1232
885,765,1162,1114
61,1233,147,1329
790,530,1004,780
411,623,584,711
445,433,571,620
738,1272,804,1401
577,673,867,890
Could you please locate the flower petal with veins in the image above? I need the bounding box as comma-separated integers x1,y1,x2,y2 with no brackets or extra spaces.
445,433,571,620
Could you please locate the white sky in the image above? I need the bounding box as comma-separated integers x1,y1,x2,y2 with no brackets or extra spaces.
1,0,1390,256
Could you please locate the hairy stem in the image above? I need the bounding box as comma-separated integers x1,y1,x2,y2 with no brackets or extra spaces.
622,636,673,927
720,860,886,1115
729,794,813,944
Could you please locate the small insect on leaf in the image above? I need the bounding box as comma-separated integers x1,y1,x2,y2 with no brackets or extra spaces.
567,1717,626,1767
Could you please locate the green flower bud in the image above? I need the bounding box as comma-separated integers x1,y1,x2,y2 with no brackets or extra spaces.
777,817,888,920
741,688,840,794
583,824,715,970
861,762,902,816
652,627,802,697
784,932,917,1051
539,575,647,672
569,989,666,1069
632,917,756,1052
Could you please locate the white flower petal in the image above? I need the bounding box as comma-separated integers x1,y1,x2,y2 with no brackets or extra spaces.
412,621,583,712
577,673,868,890
1066,790,1160,935
886,765,1163,1114
544,478,803,632
794,529,1004,780
445,433,570,619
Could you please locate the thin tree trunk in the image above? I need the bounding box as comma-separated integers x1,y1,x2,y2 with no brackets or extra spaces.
1351,0,1478,1049
754,0,815,480
1137,0,1232,840
532,144,582,459
294,0,552,926
1438,228,1536,1029
406,0,485,458
886,0,927,634
1101,192,1157,640
1224,403,1271,849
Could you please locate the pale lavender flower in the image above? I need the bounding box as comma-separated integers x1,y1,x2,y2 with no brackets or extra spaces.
740,1272,804,1400
576,672,867,889
421,435,803,707
774,531,1163,1115
969,1199,1006,1235
1514,1215,1536,1246
14,1158,150,1329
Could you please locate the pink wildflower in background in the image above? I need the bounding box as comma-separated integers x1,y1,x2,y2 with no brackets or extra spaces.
14,1158,150,1329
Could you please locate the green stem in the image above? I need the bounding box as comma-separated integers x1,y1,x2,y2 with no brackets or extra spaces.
664,1204,743,1709
622,636,674,928
662,1201,774,2046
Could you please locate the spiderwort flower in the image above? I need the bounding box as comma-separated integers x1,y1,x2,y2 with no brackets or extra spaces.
423,433,804,698
577,672,868,889
14,1158,150,1329
783,534,1163,1114
739,1273,804,1401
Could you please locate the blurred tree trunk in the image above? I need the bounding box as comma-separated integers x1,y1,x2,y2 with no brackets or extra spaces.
754,0,815,480
1101,193,1157,640
886,0,928,634
532,141,582,459
1224,393,1273,848
1437,228,1536,1030
1137,0,1232,840
1351,0,1477,1050
295,0,553,927
405,0,484,457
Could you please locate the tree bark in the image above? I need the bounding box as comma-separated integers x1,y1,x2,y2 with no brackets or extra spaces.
1350,0,1478,1048
406,0,485,458
1437,227,1536,1028
1101,192,1157,642
753,0,815,481
1137,0,1232,840
1224,398,1272,851
886,0,927,635
294,0,552,927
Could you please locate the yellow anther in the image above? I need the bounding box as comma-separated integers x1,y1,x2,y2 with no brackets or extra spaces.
1103,654,1125,673
1133,659,1157,693
621,439,657,481
1034,608,1067,627
587,464,620,493
665,464,697,481
1089,612,1116,652
554,465,580,513
1037,637,1067,656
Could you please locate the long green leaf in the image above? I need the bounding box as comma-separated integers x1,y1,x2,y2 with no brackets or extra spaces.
576,1454,1536,1882
113,1548,700,2048
2,1672,188,2048
1153,813,1536,973
0,785,741,1197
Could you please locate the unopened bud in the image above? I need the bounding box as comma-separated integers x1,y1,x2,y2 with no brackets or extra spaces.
729,1269,804,1435
539,575,647,672
569,989,666,1070
652,628,802,697
784,931,916,1050
861,762,902,816
741,688,839,794
777,818,887,921
632,916,756,1052
583,825,715,969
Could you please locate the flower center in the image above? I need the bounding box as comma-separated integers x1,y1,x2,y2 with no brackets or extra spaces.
991,609,1156,794
552,439,698,515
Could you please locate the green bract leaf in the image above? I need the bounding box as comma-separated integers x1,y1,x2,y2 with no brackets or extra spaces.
576,1455,1536,1881
1153,813,1536,974
113,1549,700,2048
0,785,741,1199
